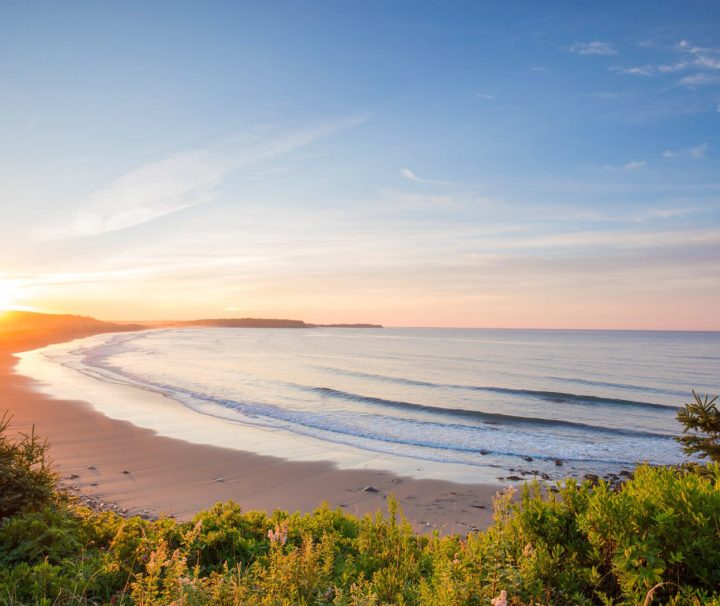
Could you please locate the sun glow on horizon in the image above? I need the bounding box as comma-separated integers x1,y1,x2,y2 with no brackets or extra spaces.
0,281,38,313
0,281,17,311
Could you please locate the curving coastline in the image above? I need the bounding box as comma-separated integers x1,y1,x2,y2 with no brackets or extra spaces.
18,325,695,481
0,322,500,534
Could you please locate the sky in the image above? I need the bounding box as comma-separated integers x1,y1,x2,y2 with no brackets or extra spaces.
1,1,719,329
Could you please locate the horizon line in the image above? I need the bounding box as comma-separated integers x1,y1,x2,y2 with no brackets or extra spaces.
2,308,718,334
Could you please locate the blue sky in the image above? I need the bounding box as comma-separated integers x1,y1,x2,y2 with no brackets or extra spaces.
1,1,719,328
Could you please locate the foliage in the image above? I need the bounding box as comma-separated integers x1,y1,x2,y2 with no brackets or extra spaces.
0,413,56,520
1,415,720,605
676,391,720,462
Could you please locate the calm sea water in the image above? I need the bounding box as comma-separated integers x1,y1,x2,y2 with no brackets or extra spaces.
19,328,720,483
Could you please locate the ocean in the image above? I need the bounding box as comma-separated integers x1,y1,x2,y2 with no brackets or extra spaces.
16,327,720,484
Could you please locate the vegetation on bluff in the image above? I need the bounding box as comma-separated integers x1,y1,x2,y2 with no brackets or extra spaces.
0,397,719,605
676,391,720,463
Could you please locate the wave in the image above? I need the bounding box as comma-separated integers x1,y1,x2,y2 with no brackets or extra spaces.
33,329,693,471
315,366,677,411
194,396,641,467
57,358,649,466
303,386,671,439
67,335,674,444
126,382,658,466
545,375,687,398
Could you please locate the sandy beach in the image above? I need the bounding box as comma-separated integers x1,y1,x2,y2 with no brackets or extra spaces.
0,328,503,535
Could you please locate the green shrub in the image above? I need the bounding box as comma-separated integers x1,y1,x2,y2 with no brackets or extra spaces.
1,415,720,605
676,392,720,462
0,413,56,519
579,464,720,604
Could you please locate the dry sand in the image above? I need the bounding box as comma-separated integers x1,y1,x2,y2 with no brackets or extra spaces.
0,329,503,534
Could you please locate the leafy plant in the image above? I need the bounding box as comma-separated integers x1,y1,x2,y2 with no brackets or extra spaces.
676,391,720,462
1,413,720,604
0,412,56,519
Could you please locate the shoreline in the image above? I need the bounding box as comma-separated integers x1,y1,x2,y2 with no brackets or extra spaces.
1,329,502,534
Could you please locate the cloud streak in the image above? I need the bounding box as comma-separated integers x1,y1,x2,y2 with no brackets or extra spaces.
663,143,709,159
677,73,720,87
569,41,618,56
615,39,720,87
604,160,646,171
43,116,367,239
400,168,455,185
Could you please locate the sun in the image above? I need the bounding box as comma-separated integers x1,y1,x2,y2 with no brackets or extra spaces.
0,280,20,311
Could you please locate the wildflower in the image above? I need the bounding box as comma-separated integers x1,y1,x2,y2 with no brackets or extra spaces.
268,520,289,546
491,590,508,606
322,587,335,601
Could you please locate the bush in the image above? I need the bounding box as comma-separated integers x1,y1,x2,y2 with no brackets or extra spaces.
0,413,56,519
1,415,720,604
579,464,720,604
676,391,720,462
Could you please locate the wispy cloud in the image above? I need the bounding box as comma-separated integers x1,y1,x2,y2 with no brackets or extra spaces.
400,168,454,185
613,61,689,77
643,207,698,220
616,66,655,76
604,160,646,171
676,40,720,66
42,116,367,239
505,227,720,252
615,39,720,86
381,188,487,210
676,73,720,87
385,190,459,209
662,143,709,159
623,160,646,170
476,93,495,100
657,61,692,73
569,41,618,56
